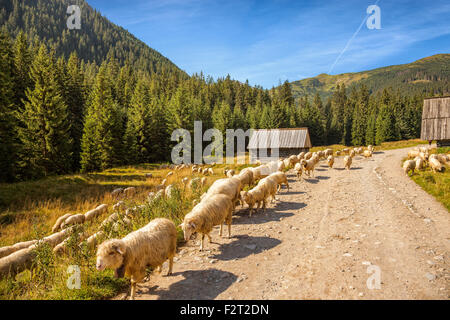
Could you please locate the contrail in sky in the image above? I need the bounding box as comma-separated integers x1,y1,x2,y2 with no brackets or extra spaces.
328,0,381,74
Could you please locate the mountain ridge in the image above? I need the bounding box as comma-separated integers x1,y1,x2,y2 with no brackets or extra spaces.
0,0,186,77
289,54,450,100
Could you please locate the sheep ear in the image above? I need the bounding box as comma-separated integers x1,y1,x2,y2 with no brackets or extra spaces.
115,245,125,255
178,223,184,228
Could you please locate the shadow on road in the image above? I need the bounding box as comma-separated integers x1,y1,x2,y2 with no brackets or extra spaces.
316,176,330,180
147,269,238,300
303,178,319,184
232,206,295,225
350,167,362,170
211,235,282,261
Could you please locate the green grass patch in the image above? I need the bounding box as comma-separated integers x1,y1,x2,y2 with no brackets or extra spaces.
411,168,450,211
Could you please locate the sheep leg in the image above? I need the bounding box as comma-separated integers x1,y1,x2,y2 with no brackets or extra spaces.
248,204,253,217
200,234,205,251
130,280,137,300
219,224,223,236
207,233,212,243
228,222,231,238
167,257,173,276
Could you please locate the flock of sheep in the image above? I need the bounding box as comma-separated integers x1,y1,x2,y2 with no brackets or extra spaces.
0,145,376,299
403,146,449,175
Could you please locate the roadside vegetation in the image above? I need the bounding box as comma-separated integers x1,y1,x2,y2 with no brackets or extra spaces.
0,162,249,300
409,147,450,211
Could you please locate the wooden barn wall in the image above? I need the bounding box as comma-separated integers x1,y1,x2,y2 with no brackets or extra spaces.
420,97,450,140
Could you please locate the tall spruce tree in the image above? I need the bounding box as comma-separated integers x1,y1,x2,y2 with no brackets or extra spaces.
80,63,123,172
17,44,72,177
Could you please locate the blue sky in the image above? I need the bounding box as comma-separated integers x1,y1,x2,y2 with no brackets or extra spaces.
88,0,450,88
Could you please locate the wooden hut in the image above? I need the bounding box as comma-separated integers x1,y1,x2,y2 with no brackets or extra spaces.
248,128,312,163
420,96,450,147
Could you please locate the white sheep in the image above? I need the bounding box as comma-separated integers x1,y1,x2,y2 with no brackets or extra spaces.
111,188,124,199
180,194,233,250
414,157,425,171
0,239,38,259
85,231,105,249
226,169,235,178
0,228,71,278
165,184,175,198
283,158,291,169
236,167,254,188
301,159,316,177
241,187,265,216
324,149,333,157
113,201,126,212
288,155,299,166
327,155,334,168
61,214,85,229
343,155,352,170
203,177,241,208
84,204,108,222
363,150,373,158
268,172,289,193
123,187,137,198
166,171,174,178
51,213,73,233
257,176,278,204
349,149,356,158
294,162,303,179
429,157,444,173
408,150,420,159
403,160,416,176
304,152,312,160
96,218,177,300
145,173,153,179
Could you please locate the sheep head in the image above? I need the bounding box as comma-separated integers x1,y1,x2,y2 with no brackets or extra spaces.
241,191,252,205
96,239,127,271
179,219,196,241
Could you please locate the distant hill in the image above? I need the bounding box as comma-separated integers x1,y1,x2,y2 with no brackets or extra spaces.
0,0,185,76
290,54,450,100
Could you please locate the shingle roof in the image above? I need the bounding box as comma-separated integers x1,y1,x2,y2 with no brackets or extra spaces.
248,128,312,149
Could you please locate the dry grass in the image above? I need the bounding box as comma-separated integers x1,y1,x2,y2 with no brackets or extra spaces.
0,163,247,247
311,139,429,155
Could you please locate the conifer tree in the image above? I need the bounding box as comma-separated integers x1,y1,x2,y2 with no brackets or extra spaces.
13,31,32,110
375,104,397,145
80,63,123,172
18,44,72,177
0,31,18,182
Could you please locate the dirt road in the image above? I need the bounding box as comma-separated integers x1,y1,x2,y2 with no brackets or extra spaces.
132,146,449,300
